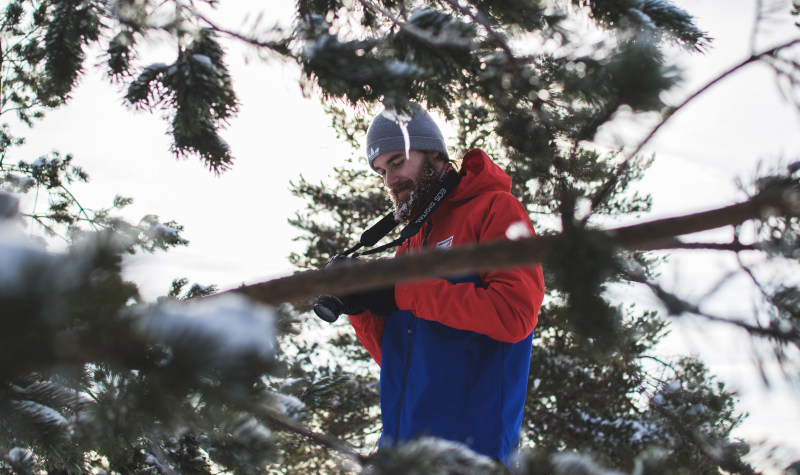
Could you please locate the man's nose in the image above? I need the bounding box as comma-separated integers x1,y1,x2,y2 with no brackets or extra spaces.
384,171,399,188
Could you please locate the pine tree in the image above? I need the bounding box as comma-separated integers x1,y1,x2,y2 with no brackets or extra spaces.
0,0,799,473
282,0,797,473
1,2,288,472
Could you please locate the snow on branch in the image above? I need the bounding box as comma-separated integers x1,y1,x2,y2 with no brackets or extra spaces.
137,294,277,363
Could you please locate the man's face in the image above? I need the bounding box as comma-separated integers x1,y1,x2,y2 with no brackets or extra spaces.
372,150,447,223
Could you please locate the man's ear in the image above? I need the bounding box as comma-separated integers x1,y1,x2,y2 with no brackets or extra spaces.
425,151,445,163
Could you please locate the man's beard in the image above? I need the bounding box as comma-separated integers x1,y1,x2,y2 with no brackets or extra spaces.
390,157,444,224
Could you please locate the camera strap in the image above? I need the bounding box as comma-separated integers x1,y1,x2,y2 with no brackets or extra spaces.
341,167,461,257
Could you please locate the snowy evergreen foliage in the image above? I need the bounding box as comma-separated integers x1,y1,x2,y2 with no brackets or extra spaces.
42,0,102,98
363,437,508,475
0,204,286,472
1,1,65,121
125,28,239,171
0,0,799,473
0,150,188,252
1,5,279,471
0,3,189,252
285,0,796,474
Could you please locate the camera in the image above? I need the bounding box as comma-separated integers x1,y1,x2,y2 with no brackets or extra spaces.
313,294,347,322
313,254,355,323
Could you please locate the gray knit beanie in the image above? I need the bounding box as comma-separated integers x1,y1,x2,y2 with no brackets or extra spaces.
365,106,448,169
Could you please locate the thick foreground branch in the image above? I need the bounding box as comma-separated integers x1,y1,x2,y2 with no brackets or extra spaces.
224,185,799,307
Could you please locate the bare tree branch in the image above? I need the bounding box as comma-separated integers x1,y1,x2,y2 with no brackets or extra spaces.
644,279,797,341
182,4,292,55
665,239,759,252
586,37,800,220
223,184,800,307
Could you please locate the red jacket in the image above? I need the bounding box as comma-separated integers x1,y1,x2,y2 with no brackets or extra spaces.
349,148,544,365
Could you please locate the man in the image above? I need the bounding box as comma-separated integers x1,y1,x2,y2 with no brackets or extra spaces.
345,105,545,466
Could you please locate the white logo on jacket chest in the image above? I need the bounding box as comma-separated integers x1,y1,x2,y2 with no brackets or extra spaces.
436,236,454,248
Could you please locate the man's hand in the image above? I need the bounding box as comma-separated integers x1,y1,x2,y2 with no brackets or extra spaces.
322,255,398,317
339,294,367,315
351,285,398,317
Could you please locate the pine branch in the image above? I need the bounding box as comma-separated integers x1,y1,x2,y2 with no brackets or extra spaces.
736,250,777,306
356,0,473,49
769,54,800,74
734,253,800,351
586,37,800,220
143,436,177,475
183,4,291,56
57,183,99,231
0,101,47,117
637,355,681,376
253,406,368,466
660,239,759,252
224,183,800,306
646,379,754,474
697,264,750,303
622,355,754,475
438,0,517,65
23,214,69,242
643,279,797,341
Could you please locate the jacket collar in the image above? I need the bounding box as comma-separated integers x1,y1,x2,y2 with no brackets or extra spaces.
447,148,512,203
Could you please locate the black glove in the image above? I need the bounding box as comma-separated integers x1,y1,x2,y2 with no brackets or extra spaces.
315,255,397,319
350,285,398,317
338,293,367,315
316,255,368,317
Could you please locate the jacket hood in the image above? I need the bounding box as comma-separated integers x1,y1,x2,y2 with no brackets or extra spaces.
447,149,512,203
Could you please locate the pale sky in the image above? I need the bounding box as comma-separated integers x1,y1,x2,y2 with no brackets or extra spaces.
11,0,800,470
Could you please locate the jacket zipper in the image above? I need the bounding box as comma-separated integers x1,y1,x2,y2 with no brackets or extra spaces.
395,219,428,443
394,322,413,444
421,219,433,249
